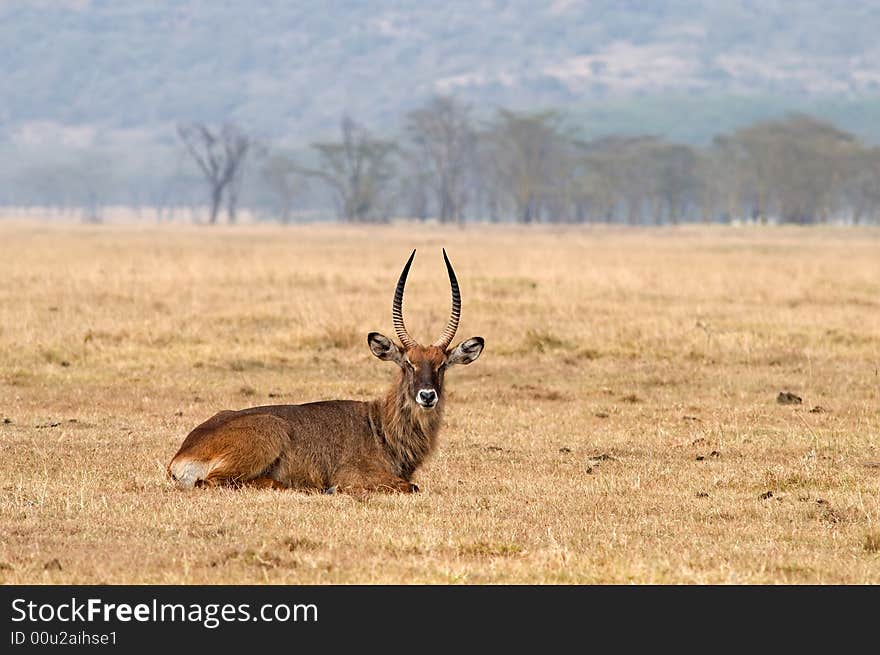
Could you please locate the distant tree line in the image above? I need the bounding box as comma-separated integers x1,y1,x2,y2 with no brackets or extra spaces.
5,97,880,225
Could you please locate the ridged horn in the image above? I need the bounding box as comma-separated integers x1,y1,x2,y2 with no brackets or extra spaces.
392,250,418,349
433,248,461,350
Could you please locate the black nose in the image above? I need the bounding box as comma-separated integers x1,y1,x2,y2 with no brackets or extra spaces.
417,389,438,406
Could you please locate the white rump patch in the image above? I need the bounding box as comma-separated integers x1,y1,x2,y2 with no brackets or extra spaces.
169,458,222,488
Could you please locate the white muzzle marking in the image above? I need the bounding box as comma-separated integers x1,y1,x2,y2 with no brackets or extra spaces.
416,388,438,408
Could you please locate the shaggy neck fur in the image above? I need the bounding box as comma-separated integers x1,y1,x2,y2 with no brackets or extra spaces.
372,370,444,480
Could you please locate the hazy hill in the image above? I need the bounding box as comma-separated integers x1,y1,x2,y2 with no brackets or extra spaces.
3,0,880,145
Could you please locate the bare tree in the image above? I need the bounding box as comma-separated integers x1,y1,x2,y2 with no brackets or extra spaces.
302,116,397,223
68,149,117,223
261,151,309,224
177,123,251,224
405,96,474,223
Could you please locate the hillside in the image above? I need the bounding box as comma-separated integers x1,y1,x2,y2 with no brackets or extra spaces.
3,0,880,144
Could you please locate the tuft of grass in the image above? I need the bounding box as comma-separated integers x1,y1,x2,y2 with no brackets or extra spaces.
575,347,602,360
4,369,35,386
228,358,265,372
41,348,70,366
282,537,322,552
458,542,524,558
865,533,880,554
296,324,362,350
522,329,573,353
320,325,361,350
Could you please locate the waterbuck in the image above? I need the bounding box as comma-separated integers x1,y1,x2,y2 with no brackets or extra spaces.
167,249,484,494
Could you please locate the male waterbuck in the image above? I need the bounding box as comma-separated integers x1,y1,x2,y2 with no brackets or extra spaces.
167,249,484,494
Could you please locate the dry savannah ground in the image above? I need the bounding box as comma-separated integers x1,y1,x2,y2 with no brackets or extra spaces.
1,220,879,584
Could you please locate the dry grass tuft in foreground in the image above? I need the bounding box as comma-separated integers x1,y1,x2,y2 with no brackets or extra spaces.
1,221,879,583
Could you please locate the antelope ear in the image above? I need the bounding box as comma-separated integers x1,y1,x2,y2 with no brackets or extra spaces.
446,337,484,367
368,332,404,364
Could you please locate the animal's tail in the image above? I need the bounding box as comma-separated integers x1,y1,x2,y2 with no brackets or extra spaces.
167,413,290,488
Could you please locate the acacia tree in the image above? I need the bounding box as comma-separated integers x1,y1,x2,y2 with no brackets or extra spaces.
177,122,252,224
722,115,856,223
575,135,661,224
405,96,474,223
397,161,431,220
844,146,880,224
303,116,397,223
695,147,725,223
650,142,699,224
482,110,569,223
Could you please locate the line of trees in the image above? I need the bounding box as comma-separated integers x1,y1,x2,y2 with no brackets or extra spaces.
249,101,880,225
6,97,880,225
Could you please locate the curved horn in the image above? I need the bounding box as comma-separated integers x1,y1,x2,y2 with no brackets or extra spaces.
433,248,461,349
392,250,418,349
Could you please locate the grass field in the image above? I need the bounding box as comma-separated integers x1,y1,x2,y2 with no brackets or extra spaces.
1,221,879,584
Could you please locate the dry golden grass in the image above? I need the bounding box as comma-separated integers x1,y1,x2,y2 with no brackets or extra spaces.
1,220,879,584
